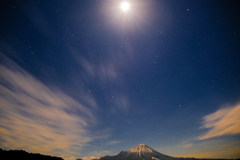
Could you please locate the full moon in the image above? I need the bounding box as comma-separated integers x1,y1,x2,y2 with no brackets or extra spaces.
120,1,130,12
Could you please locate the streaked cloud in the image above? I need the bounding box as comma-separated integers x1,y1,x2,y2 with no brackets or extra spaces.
75,55,119,86
107,140,123,145
0,55,96,158
109,94,130,114
83,150,110,159
70,47,130,114
64,157,77,160
198,103,240,140
176,147,240,159
176,141,240,159
82,156,99,160
181,143,193,148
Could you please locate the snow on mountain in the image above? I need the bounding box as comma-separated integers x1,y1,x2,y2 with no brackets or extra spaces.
127,144,154,153
97,144,236,160
98,144,175,160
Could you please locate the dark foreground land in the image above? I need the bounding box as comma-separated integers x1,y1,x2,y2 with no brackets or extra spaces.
0,149,63,160
177,158,239,160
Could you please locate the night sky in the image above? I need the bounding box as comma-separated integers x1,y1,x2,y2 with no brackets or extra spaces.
0,0,240,160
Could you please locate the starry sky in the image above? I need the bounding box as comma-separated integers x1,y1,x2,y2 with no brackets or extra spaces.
0,0,240,160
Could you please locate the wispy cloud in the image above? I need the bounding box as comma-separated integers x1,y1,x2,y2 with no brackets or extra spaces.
176,146,240,159
64,157,77,160
109,94,130,114
82,150,110,160
106,140,123,145
0,55,96,158
198,103,240,140
181,143,193,148
70,47,130,114
176,141,240,159
81,156,99,160
73,54,119,86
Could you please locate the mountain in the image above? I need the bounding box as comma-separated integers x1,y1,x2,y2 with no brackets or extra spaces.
98,144,175,160
97,144,237,160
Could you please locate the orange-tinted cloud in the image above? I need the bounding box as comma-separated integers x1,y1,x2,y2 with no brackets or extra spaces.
198,103,240,140
82,156,99,160
181,143,193,148
156,140,240,159
0,55,96,158
176,145,240,159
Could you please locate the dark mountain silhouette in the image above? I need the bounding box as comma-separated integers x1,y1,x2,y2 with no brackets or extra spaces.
0,149,63,160
97,144,238,160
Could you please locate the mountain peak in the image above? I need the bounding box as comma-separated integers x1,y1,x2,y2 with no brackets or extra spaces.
127,144,154,153
99,144,174,160
136,144,147,147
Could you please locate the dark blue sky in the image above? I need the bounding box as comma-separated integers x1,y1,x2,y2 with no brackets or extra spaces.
0,0,240,159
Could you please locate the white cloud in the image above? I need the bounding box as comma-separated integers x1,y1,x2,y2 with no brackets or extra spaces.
198,103,240,140
107,140,123,145
0,55,96,158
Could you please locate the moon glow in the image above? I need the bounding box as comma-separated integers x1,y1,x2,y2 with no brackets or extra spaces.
120,1,130,12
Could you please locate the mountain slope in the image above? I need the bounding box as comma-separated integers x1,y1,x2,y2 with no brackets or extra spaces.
99,144,175,160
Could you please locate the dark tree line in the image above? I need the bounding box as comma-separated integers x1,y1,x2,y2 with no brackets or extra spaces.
177,158,238,160
0,149,64,160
